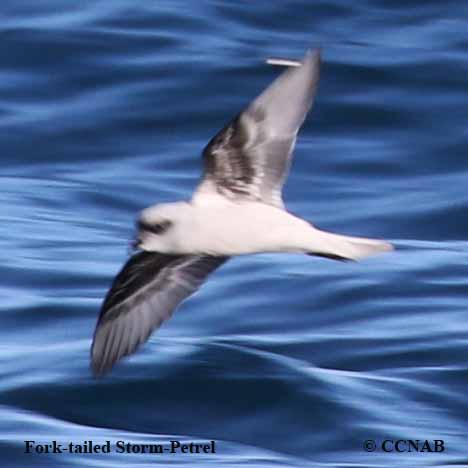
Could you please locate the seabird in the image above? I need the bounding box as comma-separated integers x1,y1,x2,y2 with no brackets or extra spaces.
91,49,393,376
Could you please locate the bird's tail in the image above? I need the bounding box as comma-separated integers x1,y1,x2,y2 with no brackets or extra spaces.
307,228,393,261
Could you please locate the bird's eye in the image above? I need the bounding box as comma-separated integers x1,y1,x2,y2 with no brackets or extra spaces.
138,219,173,235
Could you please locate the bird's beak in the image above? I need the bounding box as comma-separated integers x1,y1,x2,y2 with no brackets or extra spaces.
129,237,142,253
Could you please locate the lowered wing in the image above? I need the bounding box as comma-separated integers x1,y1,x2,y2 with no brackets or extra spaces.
91,251,228,376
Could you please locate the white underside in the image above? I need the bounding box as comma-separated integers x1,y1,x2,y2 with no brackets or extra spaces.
138,194,393,260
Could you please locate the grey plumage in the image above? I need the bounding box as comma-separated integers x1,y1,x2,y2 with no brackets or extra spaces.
196,50,321,207
91,251,227,376
91,50,321,375
90,49,370,377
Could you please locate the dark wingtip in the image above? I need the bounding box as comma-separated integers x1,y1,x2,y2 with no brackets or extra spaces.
90,320,121,378
90,363,105,379
303,47,322,70
306,47,322,58
90,343,108,378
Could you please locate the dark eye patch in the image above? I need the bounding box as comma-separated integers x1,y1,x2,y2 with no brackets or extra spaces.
138,219,173,235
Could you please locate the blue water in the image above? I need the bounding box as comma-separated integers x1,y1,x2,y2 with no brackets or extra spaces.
2,1,468,467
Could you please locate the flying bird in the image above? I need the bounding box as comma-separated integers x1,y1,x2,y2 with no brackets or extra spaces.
91,49,392,376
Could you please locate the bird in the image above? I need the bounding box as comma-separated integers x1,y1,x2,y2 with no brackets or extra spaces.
90,49,393,376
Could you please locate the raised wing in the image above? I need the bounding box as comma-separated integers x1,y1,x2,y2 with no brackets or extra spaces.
194,49,321,208
91,251,228,376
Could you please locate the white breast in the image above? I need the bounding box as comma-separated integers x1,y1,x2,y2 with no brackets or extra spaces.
175,197,313,255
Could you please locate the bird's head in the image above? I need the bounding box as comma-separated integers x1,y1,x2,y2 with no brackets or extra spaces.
133,201,190,253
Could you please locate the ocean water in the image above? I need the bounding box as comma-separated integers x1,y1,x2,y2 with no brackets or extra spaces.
2,1,468,467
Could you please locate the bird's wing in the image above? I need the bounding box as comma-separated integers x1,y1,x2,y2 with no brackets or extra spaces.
193,49,321,208
91,251,228,376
